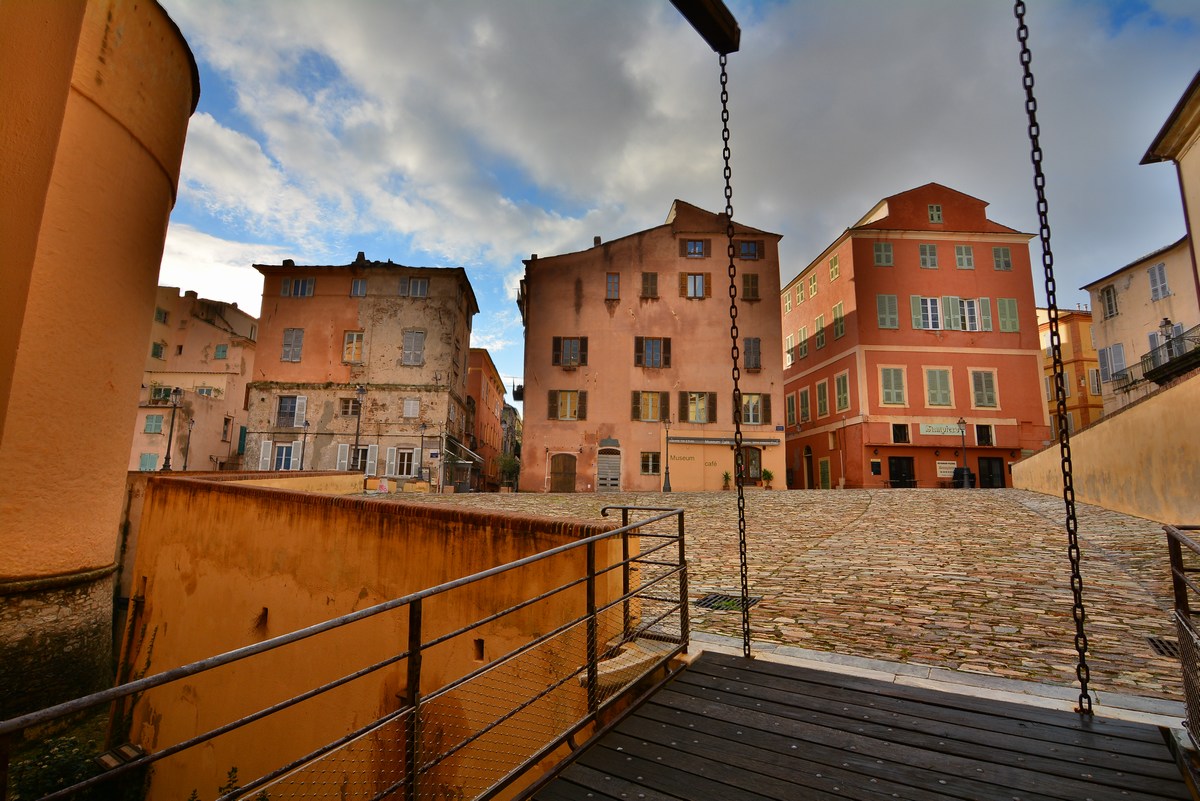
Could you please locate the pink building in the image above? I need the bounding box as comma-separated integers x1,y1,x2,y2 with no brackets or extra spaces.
518,201,785,492
782,184,1050,489
467,348,506,491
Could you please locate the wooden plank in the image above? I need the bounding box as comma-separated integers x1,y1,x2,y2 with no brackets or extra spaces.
672,665,1183,785
534,763,687,801
576,743,776,801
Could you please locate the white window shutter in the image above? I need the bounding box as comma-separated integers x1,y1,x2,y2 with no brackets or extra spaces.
259,440,273,470
337,443,350,470
386,447,397,476
291,440,303,470
295,395,307,425
366,444,379,476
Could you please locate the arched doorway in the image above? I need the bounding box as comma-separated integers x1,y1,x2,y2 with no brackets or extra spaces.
740,446,762,484
549,453,577,492
597,448,621,492
803,446,814,490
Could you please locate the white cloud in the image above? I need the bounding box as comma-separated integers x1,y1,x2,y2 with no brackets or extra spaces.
158,223,290,316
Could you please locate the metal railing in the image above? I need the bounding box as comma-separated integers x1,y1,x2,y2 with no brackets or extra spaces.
1142,324,1200,380
1,506,689,801
1111,361,1146,392
1166,524,1200,748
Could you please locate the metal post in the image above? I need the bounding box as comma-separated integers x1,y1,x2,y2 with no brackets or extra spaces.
301,420,309,470
678,510,689,648
405,599,423,801
418,423,427,482
353,385,366,471
662,415,672,492
160,387,181,471
621,529,632,639
586,541,598,714
182,418,194,470
957,416,968,488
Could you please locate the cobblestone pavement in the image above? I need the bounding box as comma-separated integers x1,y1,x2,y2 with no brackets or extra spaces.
394,488,1182,701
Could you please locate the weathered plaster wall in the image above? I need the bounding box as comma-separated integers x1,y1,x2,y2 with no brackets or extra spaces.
1012,372,1200,523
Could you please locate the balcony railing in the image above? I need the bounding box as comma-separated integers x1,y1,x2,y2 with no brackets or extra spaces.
1,506,689,801
1142,324,1200,385
1111,361,1146,392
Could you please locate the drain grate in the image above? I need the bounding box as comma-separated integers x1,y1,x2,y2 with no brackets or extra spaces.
694,593,761,611
1148,636,1181,659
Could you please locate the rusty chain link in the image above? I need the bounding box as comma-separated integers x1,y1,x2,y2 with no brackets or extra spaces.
1015,0,1091,714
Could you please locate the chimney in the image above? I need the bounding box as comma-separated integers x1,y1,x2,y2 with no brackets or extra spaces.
184,290,198,299
356,251,366,264
283,259,295,267
530,254,538,261
593,236,602,247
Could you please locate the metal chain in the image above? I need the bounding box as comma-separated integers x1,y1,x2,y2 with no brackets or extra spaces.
719,53,752,659
1015,0,1091,715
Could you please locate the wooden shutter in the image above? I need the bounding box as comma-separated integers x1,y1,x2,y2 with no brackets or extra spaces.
679,392,688,422
259,440,273,470
547,390,558,419
386,447,397,476
679,273,688,296
704,273,712,298
663,338,671,367
762,394,772,424
708,392,717,423
366,444,379,476
579,337,588,366
634,337,644,366
398,277,409,296
290,441,303,470
979,297,993,331
336,443,350,470
703,239,712,257
756,240,764,259
281,279,291,297
552,336,562,365
632,391,641,420
911,296,923,329
659,392,670,421
578,391,587,420
679,239,688,257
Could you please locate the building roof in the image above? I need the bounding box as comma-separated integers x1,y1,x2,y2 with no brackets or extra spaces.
1141,70,1200,165
1079,236,1189,290
851,182,1025,235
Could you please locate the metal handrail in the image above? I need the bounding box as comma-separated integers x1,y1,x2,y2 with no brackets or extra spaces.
2,505,689,801
1165,524,1200,749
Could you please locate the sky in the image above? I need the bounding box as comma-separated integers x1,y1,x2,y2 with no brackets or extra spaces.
157,0,1199,401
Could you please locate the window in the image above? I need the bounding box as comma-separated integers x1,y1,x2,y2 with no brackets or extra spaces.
403,397,420,418
197,387,214,397
783,293,792,313
1149,262,1170,301
138,453,158,471
881,367,905,405
912,296,941,330
919,244,938,268
549,390,587,420
971,370,998,408
816,381,829,417
877,294,899,329
351,278,367,297
214,344,228,359
741,393,769,425
282,328,304,362
739,240,761,260
553,336,588,367
642,272,658,298
348,445,370,471
1089,368,1101,395
681,391,716,423
993,247,1013,271
641,452,661,474
222,417,233,442
282,277,315,297
799,388,811,422
1098,344,1126,382
892,423,910,444
928,204,943,223
154,307,168,324
976,424,994,447
635,336,671,368
276,395,305,426
798,326,809,358
818,458,832,489
814,315,826,349
683,239,709,258
402,330,425,365
784,334,795,367
606,273,620,300
742,273,760,300
835,372,850,412
343,331,364,363
682,273,709,298
633,391,669,422
339,397,362,416
144,414,164,434
796,284,805,304
926,369,951,407
151,341,165,360
388,448,416,477
829,255,840,281
997,298,1020,332
1100,285,1118,319
874,242,893,266
398,277,429,297
786,394,797,426
744,337,761,370
833,302,845,338
175,344,184,356
808,275,818,297
955,245,974,269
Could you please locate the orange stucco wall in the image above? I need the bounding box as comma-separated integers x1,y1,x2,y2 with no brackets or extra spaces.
122,476,625,799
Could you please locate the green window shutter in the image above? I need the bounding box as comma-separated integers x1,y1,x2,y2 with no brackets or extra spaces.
999,298,1019,332
979,298,992,331
910,296,923,329
942,296,961,331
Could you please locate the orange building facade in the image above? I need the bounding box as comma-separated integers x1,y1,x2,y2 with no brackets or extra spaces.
1036,307,1103,435
129,287,258,472
467,348,507,490
518,201,786,493
782,184,1050,490
247,253,480,490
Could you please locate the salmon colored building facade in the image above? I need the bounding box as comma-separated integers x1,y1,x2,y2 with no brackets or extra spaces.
782,184,1050,490
467,348,507,491
518,201,785,493
1035,307,1103,435
247,253,480,490
129,287,258,472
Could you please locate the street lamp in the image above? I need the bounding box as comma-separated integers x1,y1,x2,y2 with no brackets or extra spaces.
662,414,672,493
160,387,182,471
957,416,968,488
419,422,428,482
352,385,366,471
301,420,310,470
182,418,195,470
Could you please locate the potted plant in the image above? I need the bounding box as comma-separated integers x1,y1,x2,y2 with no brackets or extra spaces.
722,471,732,491
761,468,774,490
